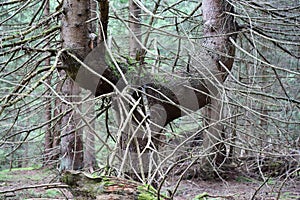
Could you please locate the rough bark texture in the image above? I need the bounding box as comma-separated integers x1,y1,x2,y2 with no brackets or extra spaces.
60,72,84,171
61,0,90,57
60,0,90,171
200,0,237,170
99,0,109,41
202,0,236,75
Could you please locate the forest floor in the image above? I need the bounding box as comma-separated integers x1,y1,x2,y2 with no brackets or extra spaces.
0,167,299,200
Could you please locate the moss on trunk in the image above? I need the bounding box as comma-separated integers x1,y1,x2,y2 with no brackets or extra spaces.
60,170,168,200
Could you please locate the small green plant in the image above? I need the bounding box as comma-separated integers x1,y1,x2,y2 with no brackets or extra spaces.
45,189,61,198
138,192,156,200
137,184,158,200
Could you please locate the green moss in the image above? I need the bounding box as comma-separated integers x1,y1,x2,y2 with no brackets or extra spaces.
0,167,49,182
137,184,158,200
60,172,80,186
103,181,115,186
138,192,156,200
0,166,39,172
101,176,111,182
105,53,130,76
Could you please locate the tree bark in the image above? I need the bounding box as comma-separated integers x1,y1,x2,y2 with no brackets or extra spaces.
60,72,84,171
129,0,142,59
42,0,60,167
98,0,109,42
60,0,90,171
43,0,52,166
200,0,237,171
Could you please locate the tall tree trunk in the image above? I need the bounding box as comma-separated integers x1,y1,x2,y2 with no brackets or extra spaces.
129,0,142,58
60,72,84,170
83,96,97,171
60,0,90,171
52,85,61,164
200,0,237,172
99,0,109,42
43,0,53,166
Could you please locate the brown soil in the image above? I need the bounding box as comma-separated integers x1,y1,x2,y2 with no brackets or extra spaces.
166,178,300,199
0,168,299,200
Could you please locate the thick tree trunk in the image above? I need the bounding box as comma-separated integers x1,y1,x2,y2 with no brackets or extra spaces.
60,0,90,171
200,0,237,171
60,71,84,170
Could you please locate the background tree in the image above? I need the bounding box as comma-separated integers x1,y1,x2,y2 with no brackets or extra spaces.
129,0,142,59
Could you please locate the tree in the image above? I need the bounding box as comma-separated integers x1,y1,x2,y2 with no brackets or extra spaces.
129,0,142,59
43,0,53,166
43,0,60,167
200,0,237,171
59,0,90,171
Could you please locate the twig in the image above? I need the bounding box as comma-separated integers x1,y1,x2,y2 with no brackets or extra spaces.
170,157,199,199
250,177,270,200
195,192,237,199
276,167,300,200
0,183,69,194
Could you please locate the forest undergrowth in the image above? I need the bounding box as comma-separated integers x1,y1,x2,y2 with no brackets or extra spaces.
0,166,299,200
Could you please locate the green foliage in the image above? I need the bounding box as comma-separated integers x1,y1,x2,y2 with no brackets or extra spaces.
138,192,156,200
193,192,209,200
0,166,48,182
0,170,15,182
137,184,159,200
